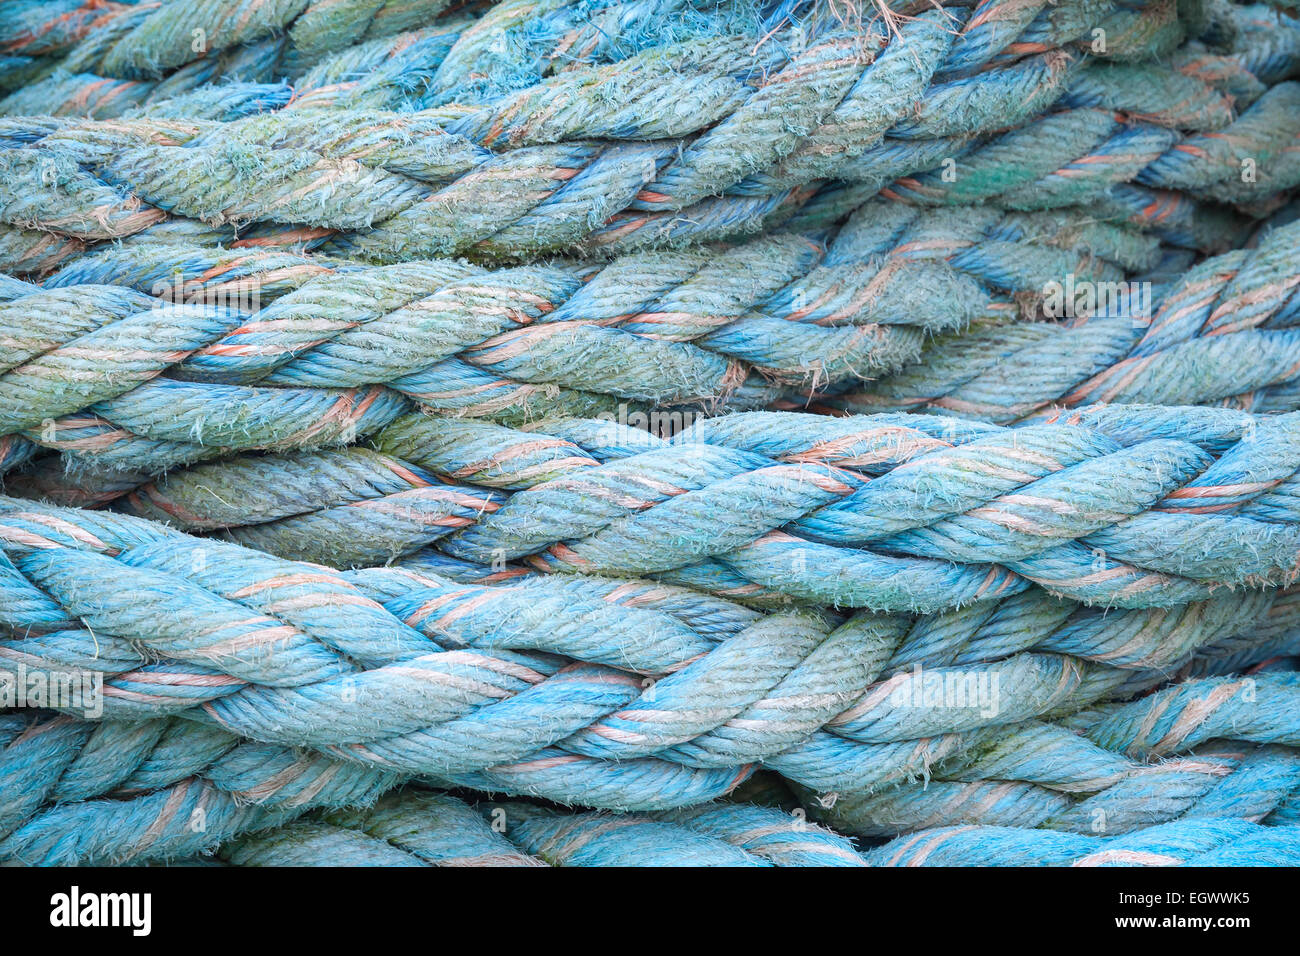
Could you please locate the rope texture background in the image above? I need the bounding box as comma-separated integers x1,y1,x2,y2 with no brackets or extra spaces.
2,0,1300,867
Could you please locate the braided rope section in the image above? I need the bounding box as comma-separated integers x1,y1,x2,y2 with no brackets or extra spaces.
1,0,1262,267
815,215,1300,420
12,403,1299,610
0,718,865,866
1,486,1297,815
0,205,1166,475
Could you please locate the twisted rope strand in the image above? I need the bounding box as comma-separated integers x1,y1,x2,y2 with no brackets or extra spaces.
863,818,1300,865
0,2,1231,264
24,402,1300,608
232,793,870,866
1,491,1297,810
0,205,1165,472
0,711,868,866
8,403,1300,609
0,711,398,866
818,215,1300,420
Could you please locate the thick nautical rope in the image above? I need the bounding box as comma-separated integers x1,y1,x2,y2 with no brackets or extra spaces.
0,202,1258,464
8,0,1282,135
1,0,469,84
874,78,1300,210
0,0,1296,871
11,403,1300,609
0,46,1278,273
0,0,782,89
33,195,1161,302
0,710,401,866
10,664,1300,865
225,795,870,867
814,215,1300,421
0,500,1014,806
235,807,1300,867
0,722,864,866
0,144,1286,438
0,0,763,117
0,0,759,122
806,661,1300,834
862,818,1300,865
17,420,1300,673
16,23,1294,269
0,3,1236,264
810,738,1300,837
2,491,1298,812
0,710,853,866
0,0,1188,111
5,5,1274,270
0,76,297,124
7,663,1300,864
0,207,1164,475
9,397,1300,608
0,710,850,864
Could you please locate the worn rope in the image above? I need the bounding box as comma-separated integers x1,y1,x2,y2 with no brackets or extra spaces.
811,215,1300,421
0,722,865,866
1,489,1297,814
0,184,1287,475
2,0,1299,872
0,710,400,865
239,791,1300,867
0,0,765,117
9,662,1300,864
0,206,1169,476
810,736,1300,837
862,818,1300,865
11,403,1300,609
240,795,869,867
1,0,454,83
0,2,1242,265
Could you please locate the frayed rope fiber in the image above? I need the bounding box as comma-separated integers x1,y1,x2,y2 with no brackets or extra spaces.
6,657,1300,862
815,211,1300,420
3,0,1300,869
9,724,1300,866
4,0,1283,266
0,204,1180,460
9,402,1300,610
1,477,1299,814
2,211,1298,485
